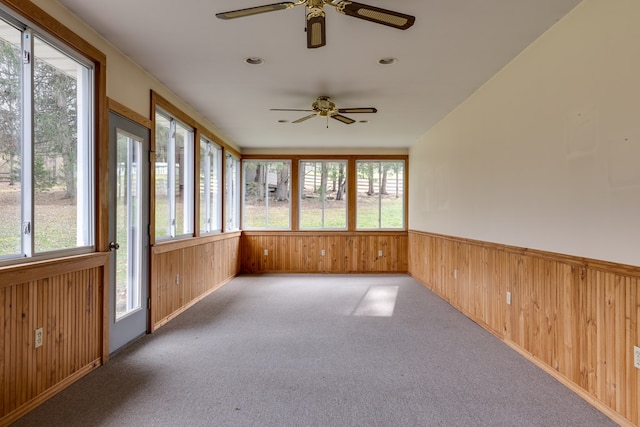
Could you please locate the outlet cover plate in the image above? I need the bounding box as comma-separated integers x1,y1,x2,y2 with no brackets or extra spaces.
35,328,43,348
634,346,640,369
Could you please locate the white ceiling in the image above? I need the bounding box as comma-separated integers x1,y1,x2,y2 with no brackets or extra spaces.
55,0,581,150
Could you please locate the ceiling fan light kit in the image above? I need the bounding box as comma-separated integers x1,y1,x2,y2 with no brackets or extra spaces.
271,96,377,126
216,0,415,49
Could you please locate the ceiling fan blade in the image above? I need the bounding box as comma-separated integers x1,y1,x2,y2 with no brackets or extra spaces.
332,1,415,30
337,107,377,114
293,114,317,123
216,2,296,19
331,114,356,124
306,11,326,48
270,109,314,112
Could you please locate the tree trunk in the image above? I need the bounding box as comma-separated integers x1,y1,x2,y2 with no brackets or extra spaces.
320,165,328,198
336,163,345,201
380,164,389,195
275,164,289,201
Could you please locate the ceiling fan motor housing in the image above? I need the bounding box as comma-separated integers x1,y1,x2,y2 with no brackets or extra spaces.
313,96,336,115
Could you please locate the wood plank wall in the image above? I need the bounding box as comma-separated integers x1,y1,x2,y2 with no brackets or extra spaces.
0,253,108,425
151,232,241,330
408,230,640,426
241,232,408,273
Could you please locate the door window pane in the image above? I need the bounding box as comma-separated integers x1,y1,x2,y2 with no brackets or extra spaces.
115,131,142,319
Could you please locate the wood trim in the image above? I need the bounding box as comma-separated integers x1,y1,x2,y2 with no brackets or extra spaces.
0,252,109,289
407,230,640,425
150,90,241,158
2,0,110,255
107,98,152,129
242,230,408,237
409,230,640,277
152,231,242,254
503,341,636,427
242,154,409,160
150,234,241,331
0,359,101,426
0,0,105,65
152,276,234,330
240,231,408,274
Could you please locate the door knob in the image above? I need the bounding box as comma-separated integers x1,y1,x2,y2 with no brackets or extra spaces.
109,242,120,251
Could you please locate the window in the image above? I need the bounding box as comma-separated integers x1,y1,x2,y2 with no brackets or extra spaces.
299,160,347,229
154,110,194,239
199,137,221,234
243,160,291,229
356,160,405,229
225,152,240,232
0,16,94,261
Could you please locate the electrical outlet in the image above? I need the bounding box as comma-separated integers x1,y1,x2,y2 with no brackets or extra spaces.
176,274,179,285
264,249,268,256
453,269,458,279
634,346,640,369
35,328,43,348
378,250,383,257
321,249,325,256
506,291,512,305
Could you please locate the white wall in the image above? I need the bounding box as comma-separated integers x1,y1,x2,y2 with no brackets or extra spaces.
409,0,640,266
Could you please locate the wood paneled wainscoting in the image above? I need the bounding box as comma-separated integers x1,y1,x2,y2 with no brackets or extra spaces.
151,232,241,331
241,231,408,274
0,253,109,425
408,230,640,426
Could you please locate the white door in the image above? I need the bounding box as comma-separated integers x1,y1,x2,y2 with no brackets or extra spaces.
108,111,150,353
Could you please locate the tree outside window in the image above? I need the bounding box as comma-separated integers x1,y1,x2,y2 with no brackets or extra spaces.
356,160,404,229
242,160,290,229
299,160,347,229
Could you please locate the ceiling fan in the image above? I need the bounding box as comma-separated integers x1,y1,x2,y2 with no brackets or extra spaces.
216,0,415,49
271,96,377,126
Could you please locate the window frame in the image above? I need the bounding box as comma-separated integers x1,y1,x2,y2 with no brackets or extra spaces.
240,154,408,233
224,152,241,232
199,135,222,235
298,159,348,230
242,159,292,230
153,107,195,241
0,9,98,265
355,159,406,231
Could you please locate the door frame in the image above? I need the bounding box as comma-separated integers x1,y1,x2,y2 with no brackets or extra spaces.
107,106,151,354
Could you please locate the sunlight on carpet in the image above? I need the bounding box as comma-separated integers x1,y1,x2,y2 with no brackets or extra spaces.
352,285,399,317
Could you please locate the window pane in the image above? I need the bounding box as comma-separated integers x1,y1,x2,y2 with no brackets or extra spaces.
225,153,240,231
199,138,221,234
0,22,22,257
33,35,93,252
243,160,290,229
174,122,193,237
380,161,404,228
154,111,194,239
356,160,404,230
299,161,347,229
